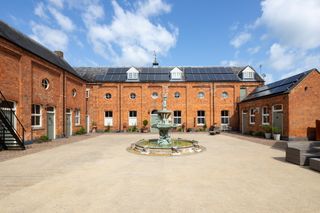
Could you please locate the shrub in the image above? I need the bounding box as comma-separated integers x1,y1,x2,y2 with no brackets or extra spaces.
143,119,148,127
75,126,86,135
262,125,272,133
272,127,282,134
203,124,207,131
186,128,193,132
253,131,265,137
128,125,138,132
39,135,49,142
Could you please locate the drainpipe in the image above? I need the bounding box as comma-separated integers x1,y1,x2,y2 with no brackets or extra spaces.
63,70,66,137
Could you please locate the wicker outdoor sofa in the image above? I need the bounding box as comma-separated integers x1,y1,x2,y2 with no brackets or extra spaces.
286,141,320,166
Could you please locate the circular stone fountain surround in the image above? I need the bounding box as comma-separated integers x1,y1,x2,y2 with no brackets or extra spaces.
128,93,205,156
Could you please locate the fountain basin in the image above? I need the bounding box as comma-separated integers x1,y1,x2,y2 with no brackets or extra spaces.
128,138,205,156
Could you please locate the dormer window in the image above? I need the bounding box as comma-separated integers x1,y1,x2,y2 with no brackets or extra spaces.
170,67,183,80
127,67,139,80
242,67,255,80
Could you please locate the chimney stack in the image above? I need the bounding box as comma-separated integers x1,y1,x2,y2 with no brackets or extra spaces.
54,50,64,59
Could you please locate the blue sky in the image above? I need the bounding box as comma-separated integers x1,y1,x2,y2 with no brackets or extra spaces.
1,0,320,83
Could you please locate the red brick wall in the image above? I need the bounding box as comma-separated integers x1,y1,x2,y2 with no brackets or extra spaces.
239,94,289,137
0,38,86,141
87,81,261,132
288,70,320,139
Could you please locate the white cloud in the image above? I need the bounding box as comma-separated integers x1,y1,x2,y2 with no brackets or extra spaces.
82,0,178,66
48,7,75,31
269,43,294,70
263,73,273,84
34,2,47,18
30,22,69,51
49,0,64,9
230,32,251,48
247,46,260,54
220,60,247,67
259,0,320,50
136,0,171,17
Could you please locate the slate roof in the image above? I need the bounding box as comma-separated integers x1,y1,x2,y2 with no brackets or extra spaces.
75,66,264,83
0,20,83,80
242,69,315,102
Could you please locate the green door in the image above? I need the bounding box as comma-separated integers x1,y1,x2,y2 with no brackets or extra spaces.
47,113,54,140
66,114,71,137
272,112,283,134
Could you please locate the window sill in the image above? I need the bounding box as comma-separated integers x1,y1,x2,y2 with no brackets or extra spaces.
197,124,205,126
32,127,44,131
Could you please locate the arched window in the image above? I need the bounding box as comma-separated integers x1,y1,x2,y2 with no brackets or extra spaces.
105,93,112,99
198,92,205,99
130,93,136,99
174,92,180,98
151,110,158,114
151,92,158,99
42,78,49,90
72,89,77,97
221,91,229,98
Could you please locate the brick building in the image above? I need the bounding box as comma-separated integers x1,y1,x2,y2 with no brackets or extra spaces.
0,21,87,147
1,20,319,150
239,69,320,140
75,66,263,132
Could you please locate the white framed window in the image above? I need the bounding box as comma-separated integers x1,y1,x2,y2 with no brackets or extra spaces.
42,78,49,90
104,111,113,126
129,111,137,126
72,89,77,97
198,92,205,99
174,92,180,98
242,67,255,80
250,108,255,124
221,91,229,99
221,110,229,125
31,104,42,127
151,92,158,99
130,93,136,99
85,89,90,98
273,104,283,112
173,110,182,125
75,109,80,125
262,106,270,125
170,67,183,80
105,93,112,99
127,67,139,80
197,110,205,125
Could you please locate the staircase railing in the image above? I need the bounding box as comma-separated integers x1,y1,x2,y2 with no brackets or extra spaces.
0,90,25,148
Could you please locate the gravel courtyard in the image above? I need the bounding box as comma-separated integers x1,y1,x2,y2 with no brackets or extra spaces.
0,133,319,213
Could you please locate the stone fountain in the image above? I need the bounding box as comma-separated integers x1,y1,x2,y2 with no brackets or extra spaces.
128,94,205,156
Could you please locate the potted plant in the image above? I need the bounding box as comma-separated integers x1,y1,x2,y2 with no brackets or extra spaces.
272,127,281,140
91,121,97,133
262,125,272,139
141,119,149,133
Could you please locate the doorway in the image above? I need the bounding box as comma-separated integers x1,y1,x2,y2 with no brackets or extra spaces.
66,109,72,137
272,105,283,135
47,107,55,140
242,111,247,134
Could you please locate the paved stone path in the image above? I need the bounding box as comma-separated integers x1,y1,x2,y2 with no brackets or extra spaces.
0,133,319,213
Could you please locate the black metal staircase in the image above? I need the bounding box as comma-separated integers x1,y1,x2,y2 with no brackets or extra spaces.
0,91,25,150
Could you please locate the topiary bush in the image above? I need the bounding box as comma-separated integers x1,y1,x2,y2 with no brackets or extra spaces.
75,126,86,135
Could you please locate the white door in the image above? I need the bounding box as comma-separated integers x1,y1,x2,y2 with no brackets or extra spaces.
129,111,137,126
104,111,113,126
